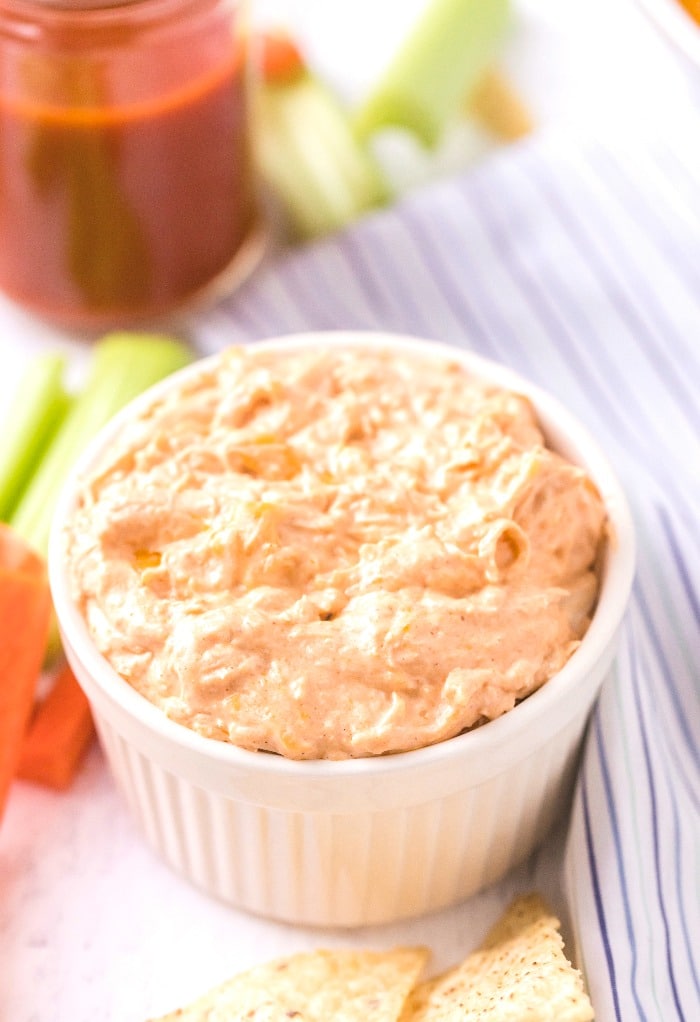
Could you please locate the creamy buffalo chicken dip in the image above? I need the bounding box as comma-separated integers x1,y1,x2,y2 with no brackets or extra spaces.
66,346,607,759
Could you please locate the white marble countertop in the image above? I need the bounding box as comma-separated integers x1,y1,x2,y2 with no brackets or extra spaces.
1,2,697,1019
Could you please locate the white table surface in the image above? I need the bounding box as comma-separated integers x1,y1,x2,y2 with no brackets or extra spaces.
1,2,697,1019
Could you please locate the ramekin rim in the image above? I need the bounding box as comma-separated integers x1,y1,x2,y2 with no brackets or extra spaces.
49,329,636,779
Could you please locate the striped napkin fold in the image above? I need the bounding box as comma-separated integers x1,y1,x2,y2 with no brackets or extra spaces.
192,128,700,1021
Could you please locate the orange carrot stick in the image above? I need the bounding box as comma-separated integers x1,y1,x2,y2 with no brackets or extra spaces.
257,28,306,83
0,523,52,819
18,661,95,790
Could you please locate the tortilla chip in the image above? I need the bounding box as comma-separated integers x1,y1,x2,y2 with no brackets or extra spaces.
399,894,594,1022
151,946,430,1022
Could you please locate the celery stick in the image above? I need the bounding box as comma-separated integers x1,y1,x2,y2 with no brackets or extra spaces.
255,73,391,239
11,333,192,558
0,354,72,523
353,0,510,148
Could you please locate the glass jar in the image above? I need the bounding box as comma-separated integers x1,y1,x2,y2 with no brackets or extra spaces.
0,0,259,327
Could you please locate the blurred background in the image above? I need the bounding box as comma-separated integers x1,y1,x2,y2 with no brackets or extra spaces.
252,0,700,189
0,0,698,363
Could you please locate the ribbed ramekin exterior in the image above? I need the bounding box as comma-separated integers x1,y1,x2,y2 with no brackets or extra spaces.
51,332,636,928
92,707,586,927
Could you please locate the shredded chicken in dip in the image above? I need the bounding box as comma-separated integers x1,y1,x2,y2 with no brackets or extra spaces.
66,345,607,759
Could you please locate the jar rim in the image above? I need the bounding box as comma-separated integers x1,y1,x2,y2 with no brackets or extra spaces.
0,0,238,34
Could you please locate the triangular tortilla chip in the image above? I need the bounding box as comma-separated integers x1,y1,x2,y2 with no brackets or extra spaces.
152,946,430,1022
399,894,594,1022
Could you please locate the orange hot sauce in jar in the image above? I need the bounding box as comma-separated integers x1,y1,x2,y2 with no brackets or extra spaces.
0,0,257,326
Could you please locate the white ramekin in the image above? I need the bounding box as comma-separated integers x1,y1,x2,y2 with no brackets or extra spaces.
49,331,635,928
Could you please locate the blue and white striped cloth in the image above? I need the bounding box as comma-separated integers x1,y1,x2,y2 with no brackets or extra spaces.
193,131,700,1020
